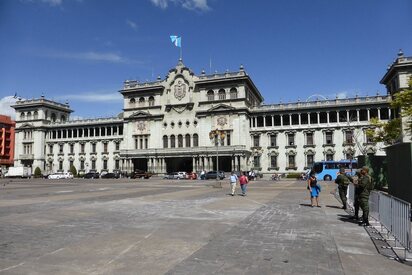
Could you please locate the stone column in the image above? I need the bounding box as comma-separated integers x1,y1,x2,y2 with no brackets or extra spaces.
346,110,350,122
357,109,360,122
367,108,370,121
326,112,330,124
308,113,311,125
192,157,196,172
377,108,381,120
263,116,266,127
317,112,320,125
280,115,283,127
271,115,274,126
336,111,340,123
388,108,391,119
289,114,292,125
298,113,301,125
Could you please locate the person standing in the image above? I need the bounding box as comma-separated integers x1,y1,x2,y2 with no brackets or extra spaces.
307,171,321,207
229,171,239,196
335,167,353,209
239,172,249,196
357,166,374,226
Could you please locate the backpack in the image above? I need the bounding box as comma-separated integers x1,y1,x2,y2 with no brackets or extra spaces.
366,175,374,191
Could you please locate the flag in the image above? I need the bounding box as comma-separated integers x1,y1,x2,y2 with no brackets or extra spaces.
170,35,181,47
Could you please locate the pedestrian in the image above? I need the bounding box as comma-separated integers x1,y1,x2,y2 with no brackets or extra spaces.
335,167,353,209
200,169,205,180
239,171,249,196
352,170,361,221
229,171,238,196
356,166,374,226
307,171,321,207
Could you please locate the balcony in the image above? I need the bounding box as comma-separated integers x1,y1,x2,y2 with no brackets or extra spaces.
19,154,34,160
303,144,316,148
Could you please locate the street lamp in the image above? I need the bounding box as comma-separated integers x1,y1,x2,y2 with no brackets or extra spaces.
209,129,226,184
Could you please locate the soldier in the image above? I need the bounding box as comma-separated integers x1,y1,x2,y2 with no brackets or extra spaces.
335,167,353,209
356,166,374,226
352,170,362,221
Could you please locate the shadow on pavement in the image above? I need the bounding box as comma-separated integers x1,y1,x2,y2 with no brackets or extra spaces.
299,203,313,207
337,214,360,224
325,205,342,209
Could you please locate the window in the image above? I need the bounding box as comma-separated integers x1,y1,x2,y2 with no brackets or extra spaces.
325,132,333,145
51,113,56,122
92,143,96,153
163,135,168,148
69,160,74,169
270,155,277,168
207,90,214,101
33,111,38,120
269,134,277,147
226,132,231,146
170,135,176,148
345,130,353,144
59,144,64,153
115,142,120,151
253,135,260,147
144,137,148,149
148,96,155,106
91,160,96,170
104,143,108,153
306,133,313,145
178,135,183,148
103,160,107,170
80,160,85,170
20,112,25,120
49,145,53,154
129,98,136,104
326,152,334,161
288,155,296,168
70,144,74,154
61,115,66,122
81,143,85,153
253,156,260,168
288,133,295,146
193,134,199,147
139,97,145,107
218,89,226,100
185,134,191,147
306,154,314,167
59,160,63,170
230,88,237,99
115,160,120,170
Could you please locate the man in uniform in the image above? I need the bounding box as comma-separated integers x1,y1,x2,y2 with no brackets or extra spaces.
356,166,374,226
335,167,353,209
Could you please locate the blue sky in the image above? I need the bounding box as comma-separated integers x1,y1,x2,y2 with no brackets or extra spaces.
1,0,411,119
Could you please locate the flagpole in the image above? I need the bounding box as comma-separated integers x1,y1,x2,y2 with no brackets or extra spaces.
180,38,182,61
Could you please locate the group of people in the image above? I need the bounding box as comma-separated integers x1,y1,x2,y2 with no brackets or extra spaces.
228,171,249,196
307,166,374,226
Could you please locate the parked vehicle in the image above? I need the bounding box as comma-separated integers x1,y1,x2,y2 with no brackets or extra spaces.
205,171,225,180
176,171,188,179
101,172,120,179
187,172,197,180
164,172,179,179
5,167,32,178
48,172,73,179
84,172,100,179
131,169,153,179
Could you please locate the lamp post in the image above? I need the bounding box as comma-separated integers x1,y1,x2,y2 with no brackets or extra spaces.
209,129,225,187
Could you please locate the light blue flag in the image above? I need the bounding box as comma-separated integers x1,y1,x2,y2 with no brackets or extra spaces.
170,35,181,47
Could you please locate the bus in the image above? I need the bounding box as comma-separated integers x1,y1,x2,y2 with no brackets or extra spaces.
310,160,358,181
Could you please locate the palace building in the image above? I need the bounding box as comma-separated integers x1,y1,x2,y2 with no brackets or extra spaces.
11,52,412,176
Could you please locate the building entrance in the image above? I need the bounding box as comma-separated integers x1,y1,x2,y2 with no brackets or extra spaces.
132,158,148,172
165,157,193,173
211,156,232,172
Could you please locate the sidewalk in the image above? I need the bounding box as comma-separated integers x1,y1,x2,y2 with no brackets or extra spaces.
168,182,412,275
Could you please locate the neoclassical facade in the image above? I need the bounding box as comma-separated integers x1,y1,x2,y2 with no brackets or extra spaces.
12,53,412,175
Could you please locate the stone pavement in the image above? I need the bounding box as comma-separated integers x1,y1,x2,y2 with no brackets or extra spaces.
0,178,410,274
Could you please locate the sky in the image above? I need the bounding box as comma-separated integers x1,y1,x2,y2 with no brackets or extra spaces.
0,0,411,119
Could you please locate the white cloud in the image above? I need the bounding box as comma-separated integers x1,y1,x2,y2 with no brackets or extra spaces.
58,92,122,102
126,19,138,31
0,96,18,119
45,51,129,63
41,0,63,5
150,0,210,11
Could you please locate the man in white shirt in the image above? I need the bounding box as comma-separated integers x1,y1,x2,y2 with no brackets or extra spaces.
229,171,238,196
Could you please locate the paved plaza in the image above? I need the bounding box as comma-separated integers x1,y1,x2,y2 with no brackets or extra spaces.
0,178,411,274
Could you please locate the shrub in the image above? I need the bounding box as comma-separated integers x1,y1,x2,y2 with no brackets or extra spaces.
70,165,77,177
286,173,301,179
34,167,42,178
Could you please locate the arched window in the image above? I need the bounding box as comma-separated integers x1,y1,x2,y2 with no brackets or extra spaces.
193,134,199,147
33,111,38,120
230,88,238,99
185,134,191,147
139,97,145,107
148,96,155,106
20,112,25,120
170,135,176,148
207,90,214,101
178,134,183,148
26,112,32,120
163,135,168,148
129,98,136,104
61,115,66,122
51,113,56,122
218,89,226,100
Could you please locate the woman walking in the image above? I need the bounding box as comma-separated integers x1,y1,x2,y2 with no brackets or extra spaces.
239,172,249,196
307,171,321,207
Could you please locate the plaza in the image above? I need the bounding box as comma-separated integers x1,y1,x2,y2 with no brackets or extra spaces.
0,178,410,274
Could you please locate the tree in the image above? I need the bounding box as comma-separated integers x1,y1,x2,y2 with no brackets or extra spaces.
367,79,412,144
34,167,42,178
70,165,77,177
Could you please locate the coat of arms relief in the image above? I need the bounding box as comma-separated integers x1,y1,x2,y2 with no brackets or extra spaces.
174,79,187,101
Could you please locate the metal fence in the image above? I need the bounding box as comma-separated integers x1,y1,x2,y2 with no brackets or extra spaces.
335,184,411,253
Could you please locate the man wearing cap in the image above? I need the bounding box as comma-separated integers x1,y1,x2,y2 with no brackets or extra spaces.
356,166,374,226
335,167,353,209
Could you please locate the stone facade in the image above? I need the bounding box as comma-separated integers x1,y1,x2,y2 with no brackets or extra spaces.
12,54,411,175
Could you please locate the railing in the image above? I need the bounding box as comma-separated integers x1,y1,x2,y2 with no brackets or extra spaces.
336,184,411,258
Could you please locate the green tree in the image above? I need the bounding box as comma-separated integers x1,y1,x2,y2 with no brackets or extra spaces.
367,80,412,144
70,165,77,177
34,167,42,178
